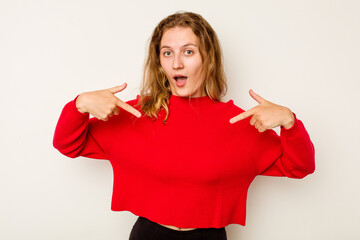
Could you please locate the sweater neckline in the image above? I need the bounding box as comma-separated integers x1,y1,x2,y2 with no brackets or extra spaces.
167,94,218,114
169,94,214,106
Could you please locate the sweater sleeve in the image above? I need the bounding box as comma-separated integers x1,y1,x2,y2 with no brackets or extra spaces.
53,95,139,160
250,114,315,179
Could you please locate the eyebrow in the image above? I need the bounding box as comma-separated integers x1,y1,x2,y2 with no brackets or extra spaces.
160,43,198,49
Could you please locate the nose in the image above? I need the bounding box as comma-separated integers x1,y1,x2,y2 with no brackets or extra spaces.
172,53,184,70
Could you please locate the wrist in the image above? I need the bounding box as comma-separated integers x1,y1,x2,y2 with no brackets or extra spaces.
75,94,88,114
282,108,295,129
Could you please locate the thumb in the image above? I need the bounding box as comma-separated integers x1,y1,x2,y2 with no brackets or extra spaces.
108,83,127,94
249,89,266,104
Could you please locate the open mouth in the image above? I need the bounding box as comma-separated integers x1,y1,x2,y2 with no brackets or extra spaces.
173,75,187,87
174,75,188,82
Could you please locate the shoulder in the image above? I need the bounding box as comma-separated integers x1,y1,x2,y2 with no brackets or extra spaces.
125,95,141,107
217,99,245,117
201,98,251,129
218,99,258,133
117,95,143,114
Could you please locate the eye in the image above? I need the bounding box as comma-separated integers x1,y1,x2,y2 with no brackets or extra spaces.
163,51,171,56
184,50,193,55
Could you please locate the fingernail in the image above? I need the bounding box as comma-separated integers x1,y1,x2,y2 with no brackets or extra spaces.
229,118,234,124
137,112,141,118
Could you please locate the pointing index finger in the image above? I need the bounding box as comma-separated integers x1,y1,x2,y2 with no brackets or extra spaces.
229,108,255,124
116,99,142,118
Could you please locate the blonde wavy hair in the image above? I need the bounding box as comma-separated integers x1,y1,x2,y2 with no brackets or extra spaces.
138,11,227,123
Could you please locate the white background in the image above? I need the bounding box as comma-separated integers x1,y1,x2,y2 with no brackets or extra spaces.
1,0,359,239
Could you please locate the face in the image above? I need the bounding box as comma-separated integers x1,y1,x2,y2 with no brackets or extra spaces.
159,26,206,98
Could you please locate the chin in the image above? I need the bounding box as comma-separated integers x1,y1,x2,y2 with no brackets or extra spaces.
172,91,196,98
171,88,203,98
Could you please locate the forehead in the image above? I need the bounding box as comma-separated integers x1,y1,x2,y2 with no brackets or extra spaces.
160,26,198,47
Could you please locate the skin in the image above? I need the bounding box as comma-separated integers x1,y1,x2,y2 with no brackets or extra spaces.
75,26,295,231
75,83,141,120
229,89,295,131
159,26,206,98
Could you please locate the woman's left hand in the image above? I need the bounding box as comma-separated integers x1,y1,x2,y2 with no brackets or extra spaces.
229,90,295,132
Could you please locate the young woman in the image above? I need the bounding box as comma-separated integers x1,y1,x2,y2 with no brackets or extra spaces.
53,11,315,240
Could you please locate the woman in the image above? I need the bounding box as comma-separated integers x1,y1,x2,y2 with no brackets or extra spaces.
53,11,315,240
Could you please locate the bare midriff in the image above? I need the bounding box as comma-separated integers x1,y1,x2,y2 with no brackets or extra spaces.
157,223,197,231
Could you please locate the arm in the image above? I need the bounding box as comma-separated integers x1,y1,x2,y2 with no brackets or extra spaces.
230,90,315,178
53,96,110,159
53,83,141,159
252,115,315,178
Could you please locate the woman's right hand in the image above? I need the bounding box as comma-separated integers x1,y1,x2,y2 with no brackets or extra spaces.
75,83,142,121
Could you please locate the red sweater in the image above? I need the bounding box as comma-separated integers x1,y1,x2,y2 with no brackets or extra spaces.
53,94,315,228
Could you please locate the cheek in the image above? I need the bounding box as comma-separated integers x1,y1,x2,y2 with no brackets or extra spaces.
160,59,171,76
190,58,204,78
